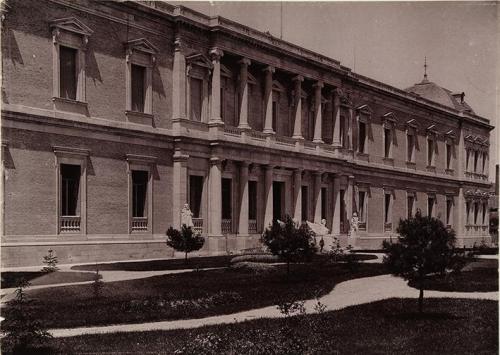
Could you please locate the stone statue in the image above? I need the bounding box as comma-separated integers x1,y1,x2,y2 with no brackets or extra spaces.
181,203,194,228
350,212,359,233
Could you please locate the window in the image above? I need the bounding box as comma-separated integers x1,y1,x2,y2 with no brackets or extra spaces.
132,170,148,218
340,115,347,148
222,178,232,220
482,202,487,225
466,149,471,171
466,201,471,225
384,128,391,158
59,46,77,100
473,202,479,225
427,195,435,217
61,164,80,216
446,142,452,170
249,181,257,221
340,189,346,231
474,150,479,173
190,77,203,121
481,153,487,174
407,193,415,219
51,18,93,103
358,121,366,153
446,197,453,226
301,186,308,222
358,191,366,223
321,187,327,221
131,64,146,113
384,193,391,225
189,175,204,219
272,100,278,132
407,133,415,162
427,138,435,166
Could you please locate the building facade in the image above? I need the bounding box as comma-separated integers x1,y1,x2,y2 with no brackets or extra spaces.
1,0,493,267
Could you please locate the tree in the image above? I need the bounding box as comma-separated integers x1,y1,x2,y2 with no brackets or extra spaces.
260,215,317,275
166,225,205,262
383,210,456,313
41,249,59,273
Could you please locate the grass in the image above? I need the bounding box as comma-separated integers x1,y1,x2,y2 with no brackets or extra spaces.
47,298,498,354
24,262,387,328
1,271,100,289
408,259,498,292
70,253,378,272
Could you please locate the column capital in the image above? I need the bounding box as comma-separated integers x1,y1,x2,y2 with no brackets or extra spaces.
292,75,304,82
239,160,250,168
313,170,323,176
210,156,223,166
263,164,275,171
238,57,251,67
174,37,183,52
262,65,275,74
313,81,324,89
209,47,224,60
173,150,189,163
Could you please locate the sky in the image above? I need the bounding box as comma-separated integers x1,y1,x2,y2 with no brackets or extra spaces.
170,1,498,180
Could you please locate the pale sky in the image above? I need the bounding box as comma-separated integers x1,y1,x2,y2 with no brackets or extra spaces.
171,1,498,180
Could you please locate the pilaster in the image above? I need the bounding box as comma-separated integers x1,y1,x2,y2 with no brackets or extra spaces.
238,58,251,130
172,149,189,229
292,75,304,140
208,156,222,236
209,48,224,125
263,165,274,229
313,81,324,143
332,175,341,235
313,171,322,223
238,161,249,236
293,168,302,223
332,88,341,147
263,66,275,134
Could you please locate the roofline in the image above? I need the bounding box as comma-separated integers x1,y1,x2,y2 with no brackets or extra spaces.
124,1,491,128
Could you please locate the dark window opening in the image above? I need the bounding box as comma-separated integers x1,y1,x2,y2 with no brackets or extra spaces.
384,194,391,223
358,121,366,153
321,187,327,221
132,170,148,217
474,151,479,173
446,198,452,225
189,175,204,218
301,185,308,222
273,181,285,221
131,64,146,112
249,181,257,220
384,128,391,158
190,77,203,121
407,134,414,162
61,164,80,216
222,178,232,220
358,191,366,222
60,46,77,100
407,195,414,219
427,197,435,217
272,101,278,132
446,143,452,169
427,139,434,166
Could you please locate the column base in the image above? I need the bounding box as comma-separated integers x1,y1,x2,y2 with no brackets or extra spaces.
238,124,251,130
263,128,275,135
292,135,304,140
208,119,224,127
313,138,324,144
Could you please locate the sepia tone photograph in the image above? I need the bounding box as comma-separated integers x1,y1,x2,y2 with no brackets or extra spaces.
0,0,498,354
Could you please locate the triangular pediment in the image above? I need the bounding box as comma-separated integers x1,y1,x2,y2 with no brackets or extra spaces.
406,118,418,128
186,53,213,69
356,104,373,115
272,79,286,93
50,17,93,36
220,64,232,78
382,112,397,122
125,38,158,55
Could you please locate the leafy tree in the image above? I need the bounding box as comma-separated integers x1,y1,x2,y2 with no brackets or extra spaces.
260,215,317,275
383,210,456,313
41,249,58,273
166,225,205,262
1,280,53,354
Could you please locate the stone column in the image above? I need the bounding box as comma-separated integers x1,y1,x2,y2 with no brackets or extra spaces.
263,66,275,134
292,75,304,140
332,89,341,146
457,187,465,242
457,122,464,177
293,169,302,223
172,38,186,120
332,175,341,235
209,157,222,236
173,150,189,229
346,175,354,220
238,161,249,236
347,106,353,150
313,172,322,223
209,48,224,125
238,58,251,130
263,165,274,229
313,81,324,143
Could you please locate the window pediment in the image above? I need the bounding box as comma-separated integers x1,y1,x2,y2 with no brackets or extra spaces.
186,53,213,70
272,79,285,93
426,124,438,137
356,104,373,115
125,38,157,67
50,17,93,38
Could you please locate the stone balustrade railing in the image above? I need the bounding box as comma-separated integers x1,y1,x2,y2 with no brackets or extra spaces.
132,217,148,232
60,216,81,233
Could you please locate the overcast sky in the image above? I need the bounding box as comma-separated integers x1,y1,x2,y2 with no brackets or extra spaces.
171,1,498,179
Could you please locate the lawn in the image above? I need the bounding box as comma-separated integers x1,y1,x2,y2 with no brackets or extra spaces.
48,298,498,354
408,258,498,292
70,253,378,272
24,262,387,328
1,271,99,289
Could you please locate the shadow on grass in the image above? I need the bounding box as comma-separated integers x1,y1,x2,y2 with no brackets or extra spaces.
386,312,464,321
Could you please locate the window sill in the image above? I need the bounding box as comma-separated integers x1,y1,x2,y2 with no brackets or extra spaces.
125,110,154,126
52,96,89,116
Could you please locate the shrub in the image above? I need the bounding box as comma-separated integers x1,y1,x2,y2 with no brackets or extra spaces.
230,254,279,264
260,215,317,275
92,269,104,300
40,249,58,273
383,210,456,313
166,225,205,262
230,261,276,274
1,280,53,354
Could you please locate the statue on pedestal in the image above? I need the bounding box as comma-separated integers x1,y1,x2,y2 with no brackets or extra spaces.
181,203,194,228
347,211,359,248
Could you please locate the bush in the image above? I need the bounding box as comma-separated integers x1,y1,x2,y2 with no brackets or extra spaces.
166,225,205,262
40,250,58,273
260,215,317,275
230,254,279,264
230,261,276,274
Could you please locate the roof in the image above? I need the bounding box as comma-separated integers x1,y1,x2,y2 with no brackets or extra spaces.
404,78,475,114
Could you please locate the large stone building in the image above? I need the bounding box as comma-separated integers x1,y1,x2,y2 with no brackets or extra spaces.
1,0,493,267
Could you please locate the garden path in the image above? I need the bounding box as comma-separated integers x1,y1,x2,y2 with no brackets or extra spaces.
48,273,498,338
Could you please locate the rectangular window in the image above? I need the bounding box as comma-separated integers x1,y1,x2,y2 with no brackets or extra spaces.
482,202,487,225
384,193,391,224
220,87,225,121
407,133,415,162
427,196,435,217
301,186,308,222
358,121,366,153
131,64,146,113
427,138,434,166
466,149,470,171
321,187,327,221
132,170,148,218
482,153,487,174
340,189,346,228
61,164,80,216
473,202,480,225
466,201,471,225
407,194,415,219
190,77,203,121
384,128,391,158
272,101,278,132
222,178,232,220
358,191,366,222
446,143,452,170
249,181,257,220
59,46,77,100
340,115,346,148
446,197,453,226
474,150,479,173
189,175,204,218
